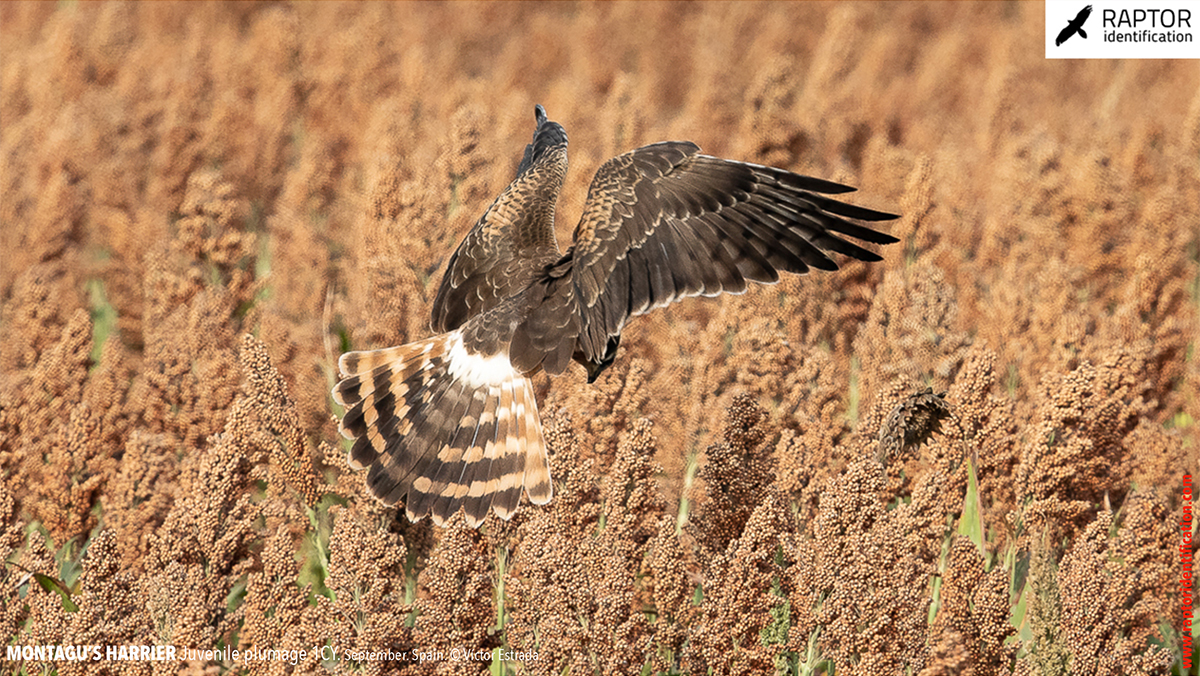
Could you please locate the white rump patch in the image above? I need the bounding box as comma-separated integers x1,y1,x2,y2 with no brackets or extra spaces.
446,332,517,388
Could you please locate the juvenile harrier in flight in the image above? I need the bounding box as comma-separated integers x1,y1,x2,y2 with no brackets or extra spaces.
334,105,898,527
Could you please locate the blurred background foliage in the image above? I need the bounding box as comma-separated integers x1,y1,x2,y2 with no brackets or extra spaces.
1,2,1197,675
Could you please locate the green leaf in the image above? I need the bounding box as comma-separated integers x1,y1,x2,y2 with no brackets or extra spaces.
33,572,79,612
957,454,984,551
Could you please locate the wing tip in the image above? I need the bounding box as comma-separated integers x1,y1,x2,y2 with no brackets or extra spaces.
861,210,901,223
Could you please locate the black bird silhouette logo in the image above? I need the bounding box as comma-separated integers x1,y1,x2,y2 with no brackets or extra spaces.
1056,5,1093,46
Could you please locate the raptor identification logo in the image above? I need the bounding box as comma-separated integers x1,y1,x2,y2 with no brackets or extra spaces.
1046,0,1200,58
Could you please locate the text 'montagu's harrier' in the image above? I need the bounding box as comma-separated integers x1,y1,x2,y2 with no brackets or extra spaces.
334,105,899,527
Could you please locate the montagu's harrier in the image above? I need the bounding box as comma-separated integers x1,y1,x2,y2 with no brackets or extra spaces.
334,105,898,527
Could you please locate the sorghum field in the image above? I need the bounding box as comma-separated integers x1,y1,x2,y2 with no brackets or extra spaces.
1,2,1197,675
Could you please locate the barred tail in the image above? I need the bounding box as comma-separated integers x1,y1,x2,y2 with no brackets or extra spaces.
332,330,552,527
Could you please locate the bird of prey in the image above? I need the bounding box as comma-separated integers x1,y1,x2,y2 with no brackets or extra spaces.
1056,5,1092,46
333,105,898,527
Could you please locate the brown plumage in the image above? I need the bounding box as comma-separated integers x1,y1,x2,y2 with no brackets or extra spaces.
334,105,899,527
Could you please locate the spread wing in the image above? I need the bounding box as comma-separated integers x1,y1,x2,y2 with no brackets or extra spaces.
510,141,899,374
430,106,568,333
